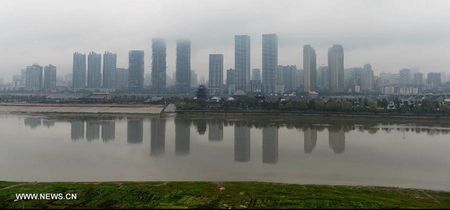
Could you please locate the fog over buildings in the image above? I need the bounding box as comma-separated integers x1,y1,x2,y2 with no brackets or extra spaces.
1,0,450,81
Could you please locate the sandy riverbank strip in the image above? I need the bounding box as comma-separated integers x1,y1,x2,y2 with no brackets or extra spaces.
0,103,165,115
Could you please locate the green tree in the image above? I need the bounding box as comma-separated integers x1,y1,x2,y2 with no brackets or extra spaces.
314,101,325,111
342,101,353,112
298,100,308,111
367,100,377,112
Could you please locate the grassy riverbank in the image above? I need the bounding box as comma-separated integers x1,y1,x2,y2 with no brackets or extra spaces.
1,182,450,209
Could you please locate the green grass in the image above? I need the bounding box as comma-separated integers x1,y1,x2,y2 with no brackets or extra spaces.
1,182,450,209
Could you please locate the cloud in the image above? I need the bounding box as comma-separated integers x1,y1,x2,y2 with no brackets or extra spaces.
0,0,449,81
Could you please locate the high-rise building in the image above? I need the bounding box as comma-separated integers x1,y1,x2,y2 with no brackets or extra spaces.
361,64,374,92
128,50,145,92
440,72,447,84
176,39,191,93
276,66,285,93
151,38,167,93
262,34,278,94
43,64,57,90
279,65,298,92
208,54,224,95
346,67,363,93
413,72,424,87
144,72,152,87
190,70,198,88
235,35,251,92
427,72,442,89
19,69,27,87
226,68,236,95
166,73,174,88
399,68,412,86
72,52,86,89
87,52,102,88
317,66,329,91
102,52,117,89
303,45,317,92
25,64,43,91
115,68,128,89
251,68,261,81
250,68,262,93
328,44,345,92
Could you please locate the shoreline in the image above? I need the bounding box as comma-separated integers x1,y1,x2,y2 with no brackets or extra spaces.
0,103,165,115
1,181,450,208
177,110,450,120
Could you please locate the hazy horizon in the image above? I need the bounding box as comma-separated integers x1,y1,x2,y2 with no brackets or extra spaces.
1,0,450,81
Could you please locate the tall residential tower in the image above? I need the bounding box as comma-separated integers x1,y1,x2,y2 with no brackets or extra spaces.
303,45,317,93
235,35,251,92
87,52,102,88
102,52,117,89
209,54,224,95
128,50,145,92
176,39,191,93
151,38,167,93
72,52,86,89
328,45,345,92
262,34,278,94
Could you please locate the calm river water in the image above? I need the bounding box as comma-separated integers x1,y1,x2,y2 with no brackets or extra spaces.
0,113,449,191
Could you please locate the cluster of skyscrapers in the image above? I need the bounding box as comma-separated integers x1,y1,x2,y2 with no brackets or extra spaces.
10,33,448,95
71,39,193,93
21,64,57,91
72,51,128,90
68,33,348,95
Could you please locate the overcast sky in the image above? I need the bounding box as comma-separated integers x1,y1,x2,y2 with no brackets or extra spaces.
1,0,450,81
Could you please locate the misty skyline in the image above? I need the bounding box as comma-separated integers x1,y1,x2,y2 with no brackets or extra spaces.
1,0,450,81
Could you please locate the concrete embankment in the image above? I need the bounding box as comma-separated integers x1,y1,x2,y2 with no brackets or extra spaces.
0,103,165,115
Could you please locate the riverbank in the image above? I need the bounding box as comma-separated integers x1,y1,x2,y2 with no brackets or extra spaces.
1,182,450,209
177,110,450,120
0,103,165,115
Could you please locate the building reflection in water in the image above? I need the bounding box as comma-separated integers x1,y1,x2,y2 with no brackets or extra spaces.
328,125,345,154
101,121,115,142
208,121,223,141
71,120,85,141
304,127,317,154
127,118,143,144
194,119,207,135
175,118,190,156
150,118,166,156
24,117,42,129
234,124,251,162
86,120,100,141
263,126,278,164
42,119,55,128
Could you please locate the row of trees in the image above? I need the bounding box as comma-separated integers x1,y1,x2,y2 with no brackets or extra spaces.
175,95,450,114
